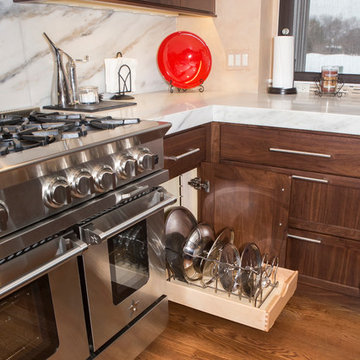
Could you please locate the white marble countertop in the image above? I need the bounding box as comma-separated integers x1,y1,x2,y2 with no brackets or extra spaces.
80,91,360,136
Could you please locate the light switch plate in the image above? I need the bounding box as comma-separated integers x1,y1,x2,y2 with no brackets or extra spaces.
225,49,249,70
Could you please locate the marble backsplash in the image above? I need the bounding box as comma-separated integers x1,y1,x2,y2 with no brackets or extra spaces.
0,0,176,111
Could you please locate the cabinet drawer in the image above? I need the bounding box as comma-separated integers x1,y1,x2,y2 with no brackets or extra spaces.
96,296,168,360
166,267,298,332
220,124,360,177
289,177,360,241
286,229,360,297
164,126,206,179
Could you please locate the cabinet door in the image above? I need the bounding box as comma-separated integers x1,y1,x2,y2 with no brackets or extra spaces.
180,0,215,14
286,229,360,296
289,176,360,241
199,162,291,264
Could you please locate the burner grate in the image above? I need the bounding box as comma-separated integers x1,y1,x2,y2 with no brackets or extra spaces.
0,110,140,156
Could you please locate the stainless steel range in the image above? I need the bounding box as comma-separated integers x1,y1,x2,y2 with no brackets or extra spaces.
0,109,175,360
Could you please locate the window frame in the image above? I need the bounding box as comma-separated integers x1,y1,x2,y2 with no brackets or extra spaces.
278,0,360,83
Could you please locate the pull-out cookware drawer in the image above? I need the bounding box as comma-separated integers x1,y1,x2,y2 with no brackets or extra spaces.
165,267,298,332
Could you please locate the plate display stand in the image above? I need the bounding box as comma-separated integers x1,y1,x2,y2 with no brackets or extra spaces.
169,79,205,93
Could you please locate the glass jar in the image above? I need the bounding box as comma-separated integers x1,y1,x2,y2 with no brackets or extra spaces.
78,86,99,104
320,66,339,94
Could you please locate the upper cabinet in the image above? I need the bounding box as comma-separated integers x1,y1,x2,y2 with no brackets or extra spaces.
113,0,181,7
180,0,215,14
14,0,216,16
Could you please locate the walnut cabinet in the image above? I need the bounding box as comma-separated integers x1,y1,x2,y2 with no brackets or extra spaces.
164,122,360,297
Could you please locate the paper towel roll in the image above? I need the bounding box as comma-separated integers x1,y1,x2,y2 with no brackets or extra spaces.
104,57,137,94
272,36,294,89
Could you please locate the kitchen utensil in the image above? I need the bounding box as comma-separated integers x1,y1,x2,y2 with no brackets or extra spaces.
201,227,234,287
218,243,241,294
157,31,212,89
237,243,262,297
164,206,197,281
183,223,215,281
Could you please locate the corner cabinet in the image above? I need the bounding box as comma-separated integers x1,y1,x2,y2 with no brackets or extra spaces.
213,123,360,297
162,121,359,333
14,0,216,16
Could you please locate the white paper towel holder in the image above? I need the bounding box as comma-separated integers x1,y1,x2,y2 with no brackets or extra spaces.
268,32,297,95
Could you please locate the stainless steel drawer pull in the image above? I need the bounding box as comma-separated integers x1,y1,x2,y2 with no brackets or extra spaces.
291,175,329,184
269,148,332,158
287,234,322,244
165,148,200,161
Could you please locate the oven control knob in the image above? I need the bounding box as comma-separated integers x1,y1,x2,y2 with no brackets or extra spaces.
93,165,115,192
44,176,71,208
115,154,137,179
133,148,157,172
71,169,94,198
0,203,9,231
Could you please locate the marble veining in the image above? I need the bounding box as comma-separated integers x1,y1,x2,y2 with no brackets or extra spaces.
0,0,176,111
159,106,213,135
98,92,360,137
213,105,360,135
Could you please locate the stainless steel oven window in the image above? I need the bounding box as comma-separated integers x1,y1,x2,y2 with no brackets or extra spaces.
0,275,59,360
108,220,150,305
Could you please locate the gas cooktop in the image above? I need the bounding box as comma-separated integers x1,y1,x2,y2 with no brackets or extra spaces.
0,109,168,173
0,110,140,156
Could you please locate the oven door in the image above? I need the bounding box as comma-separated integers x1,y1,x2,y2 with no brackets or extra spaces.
79,187,176,352
0,233,89,360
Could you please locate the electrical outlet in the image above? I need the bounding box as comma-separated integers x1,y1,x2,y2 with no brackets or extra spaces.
294,81,311,93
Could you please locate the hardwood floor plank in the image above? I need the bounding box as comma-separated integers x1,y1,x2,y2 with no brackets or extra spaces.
136,284,360,360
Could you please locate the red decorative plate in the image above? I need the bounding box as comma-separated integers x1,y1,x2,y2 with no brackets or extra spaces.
157,31,212,89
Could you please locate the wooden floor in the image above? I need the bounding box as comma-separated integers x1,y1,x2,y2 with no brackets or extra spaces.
136,284,360,360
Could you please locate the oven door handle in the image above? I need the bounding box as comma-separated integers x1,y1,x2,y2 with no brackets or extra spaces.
83,189,176,245
0,240,88,299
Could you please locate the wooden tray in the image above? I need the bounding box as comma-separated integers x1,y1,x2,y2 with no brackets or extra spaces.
165,267,298,332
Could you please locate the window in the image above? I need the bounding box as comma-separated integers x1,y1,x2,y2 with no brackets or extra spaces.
279,0,360,83
108,220,149,305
